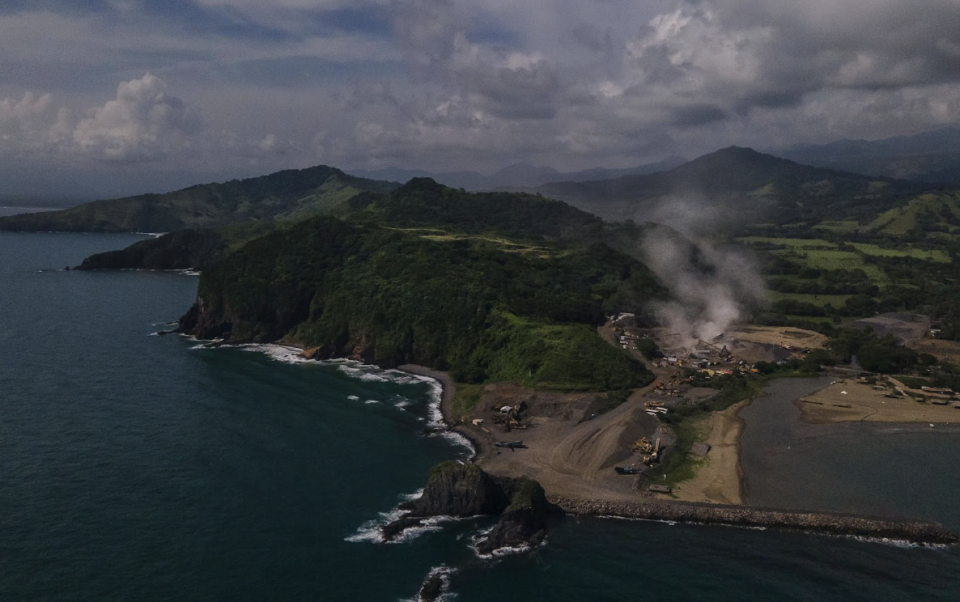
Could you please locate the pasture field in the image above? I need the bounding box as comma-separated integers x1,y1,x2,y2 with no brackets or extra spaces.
813,220,860,233
768,291,854,308
772,249,888,283
850,243,950,263
737,236,836,248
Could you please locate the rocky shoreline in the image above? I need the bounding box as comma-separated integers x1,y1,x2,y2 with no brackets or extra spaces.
551,497,959,545
185,351,957,549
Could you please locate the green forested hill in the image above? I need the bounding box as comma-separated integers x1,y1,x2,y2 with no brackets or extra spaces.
0,166,397,233
180,214,660,390
347,177,605,241
78,176,613,271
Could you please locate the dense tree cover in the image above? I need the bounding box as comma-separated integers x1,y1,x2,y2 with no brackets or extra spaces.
187,215,659,390
348,177,606,242
824,328,920,374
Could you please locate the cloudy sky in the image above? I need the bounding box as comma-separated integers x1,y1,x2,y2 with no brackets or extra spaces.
2,0,959,199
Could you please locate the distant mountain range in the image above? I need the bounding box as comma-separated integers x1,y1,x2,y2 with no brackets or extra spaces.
774,127,960,186
348,157,685,191
534,146,934,227
3,145,956,236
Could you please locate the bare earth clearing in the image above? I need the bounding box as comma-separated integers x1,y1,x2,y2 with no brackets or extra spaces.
459,382,666,502
797,379,960,424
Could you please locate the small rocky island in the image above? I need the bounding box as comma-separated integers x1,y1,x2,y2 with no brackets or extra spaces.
384,461,553,555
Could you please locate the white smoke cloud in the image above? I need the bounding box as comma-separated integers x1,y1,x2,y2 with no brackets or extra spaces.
641,207,766,350
72,73,197,161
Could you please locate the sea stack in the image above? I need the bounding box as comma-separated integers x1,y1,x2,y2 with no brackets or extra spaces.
384,461,554,553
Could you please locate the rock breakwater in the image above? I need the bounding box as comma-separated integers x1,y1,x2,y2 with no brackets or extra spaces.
551,497,958,545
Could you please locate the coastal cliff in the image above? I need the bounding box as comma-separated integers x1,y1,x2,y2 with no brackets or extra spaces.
175,204,657,390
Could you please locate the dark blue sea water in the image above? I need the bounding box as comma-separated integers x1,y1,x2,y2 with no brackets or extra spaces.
3,219,960,601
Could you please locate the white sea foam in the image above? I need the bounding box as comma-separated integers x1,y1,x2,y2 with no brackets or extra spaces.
401,488,425,502
399,565,458,602
386,516,452,544
192,344,476,457
365,399,380,405
344,489,454,545
469,527,543,559
241,344,310,365
347,395,360,401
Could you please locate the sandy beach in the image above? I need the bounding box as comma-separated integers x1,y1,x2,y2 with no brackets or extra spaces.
672,400,747,505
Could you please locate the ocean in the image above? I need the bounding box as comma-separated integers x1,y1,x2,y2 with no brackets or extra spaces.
2,219,959,601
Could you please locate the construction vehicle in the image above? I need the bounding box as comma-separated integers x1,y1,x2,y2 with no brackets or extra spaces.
633,437,654,454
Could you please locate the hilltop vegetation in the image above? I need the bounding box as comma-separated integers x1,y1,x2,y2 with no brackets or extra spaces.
177,180,661,390
65,147,960,369
0,165,397,233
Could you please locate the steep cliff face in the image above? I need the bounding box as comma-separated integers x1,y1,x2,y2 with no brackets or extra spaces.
476,479,549,555
408,462,509,517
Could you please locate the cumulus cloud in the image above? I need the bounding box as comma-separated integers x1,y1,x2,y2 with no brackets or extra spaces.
616,0,960,125
73,74,197,161
2,0,960,192
0,92,72,152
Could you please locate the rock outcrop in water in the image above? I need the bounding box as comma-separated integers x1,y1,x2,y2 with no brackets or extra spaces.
476,478,548,555
407,462,509,517
385,462,552,553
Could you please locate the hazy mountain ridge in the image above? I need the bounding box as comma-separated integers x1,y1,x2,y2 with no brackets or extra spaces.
0,166,398,233
536,146,934,226
349,156,685,191
776,127,960,186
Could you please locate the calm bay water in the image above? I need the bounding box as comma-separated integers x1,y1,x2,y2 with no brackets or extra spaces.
2,218,959,600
